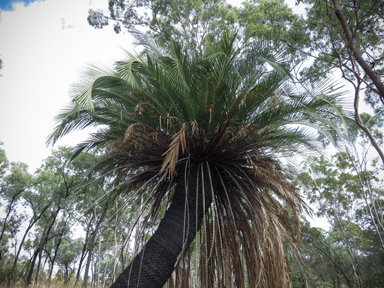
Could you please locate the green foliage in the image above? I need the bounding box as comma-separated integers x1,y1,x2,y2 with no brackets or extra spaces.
0,144,31,262
239,0,298,41
294,151,384,287
88,0,238,44
0,254,28,286
290,0,384,80
299,152,383,223
55,237,82,274
3,0,383,285
291,218,384,288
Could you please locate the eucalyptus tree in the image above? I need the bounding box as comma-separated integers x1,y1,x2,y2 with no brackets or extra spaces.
19,147,99,286
282,0,384,164
0,145,31,263
7,186,51,286
54,236,83,286
88,0,237,43
48,32,344,287
298,151,384,261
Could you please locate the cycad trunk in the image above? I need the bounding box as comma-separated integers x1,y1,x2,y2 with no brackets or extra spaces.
110,166,216,288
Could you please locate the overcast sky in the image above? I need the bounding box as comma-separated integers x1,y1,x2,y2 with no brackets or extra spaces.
0,0,136,172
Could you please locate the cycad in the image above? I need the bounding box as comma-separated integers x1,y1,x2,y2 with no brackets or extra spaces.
48,32,343,287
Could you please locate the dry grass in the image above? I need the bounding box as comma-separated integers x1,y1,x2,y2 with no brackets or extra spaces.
2,279,81,288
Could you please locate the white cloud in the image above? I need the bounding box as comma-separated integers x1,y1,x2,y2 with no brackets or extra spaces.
0,0,134,172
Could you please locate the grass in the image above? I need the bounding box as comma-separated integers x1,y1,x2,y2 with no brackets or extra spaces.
1,279,84,288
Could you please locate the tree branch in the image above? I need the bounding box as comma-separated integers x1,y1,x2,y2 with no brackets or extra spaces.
332,0,384,102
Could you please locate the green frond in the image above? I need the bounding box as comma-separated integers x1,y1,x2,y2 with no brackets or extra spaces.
71,62,117,112
116,55,147,89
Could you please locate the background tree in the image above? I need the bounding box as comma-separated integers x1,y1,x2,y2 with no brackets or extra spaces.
88,0,238,44
295,152,384,287
283,0,384,164
0,146,110,287
0,144,31,263
54,237,83,286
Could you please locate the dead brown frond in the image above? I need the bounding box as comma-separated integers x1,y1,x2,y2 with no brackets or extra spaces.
107,117,309,288
124,123,145,142
273,88,279,110
160,124,188,180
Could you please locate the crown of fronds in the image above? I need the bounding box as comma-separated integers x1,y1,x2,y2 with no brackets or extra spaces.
48,31,345,287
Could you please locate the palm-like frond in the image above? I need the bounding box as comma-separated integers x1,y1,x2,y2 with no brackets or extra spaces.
48,31,345,287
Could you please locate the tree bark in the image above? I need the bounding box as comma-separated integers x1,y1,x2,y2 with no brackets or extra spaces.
353,79,384,165
332,0,384,100
0,190,24,248
25,247,41,286
48,218,68,285
82,193,113,288
330,0,384,165
73,216,93,288
9,201,51,286
34,244,44,287
112,198,119,282
110,165,217,288
34,209,60,287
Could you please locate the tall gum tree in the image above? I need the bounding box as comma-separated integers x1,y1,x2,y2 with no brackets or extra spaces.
282,0,384,164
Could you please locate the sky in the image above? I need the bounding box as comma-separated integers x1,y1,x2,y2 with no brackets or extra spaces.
0,0,135,172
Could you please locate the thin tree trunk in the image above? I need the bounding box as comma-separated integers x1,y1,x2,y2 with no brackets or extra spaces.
64,264,70,286
0,190,24,253
102,257,109,288
74,217,93,288
110,166,217,288
48,219,68,285
97,226,102,288
331,0,384,166
83,193,113,288
27,222,49,286
353,80,384,165
9,223,33,286
48,221,59,284
332,0,384,101
26,248,40,286
32,225,49,287
9,201,51,286
112,198,119,282
34,209,60,286
34,245,44,287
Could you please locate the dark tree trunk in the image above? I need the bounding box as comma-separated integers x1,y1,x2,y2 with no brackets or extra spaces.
110,166,217,288
48,218,69,285
25,248,40,286
73,240,89,287
34,209,60,286
83,193,113,288
73,216,93,288
0,190,25,262
34,244,44,286
8,202,51,287
9,222,33,286
0,190,24,247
